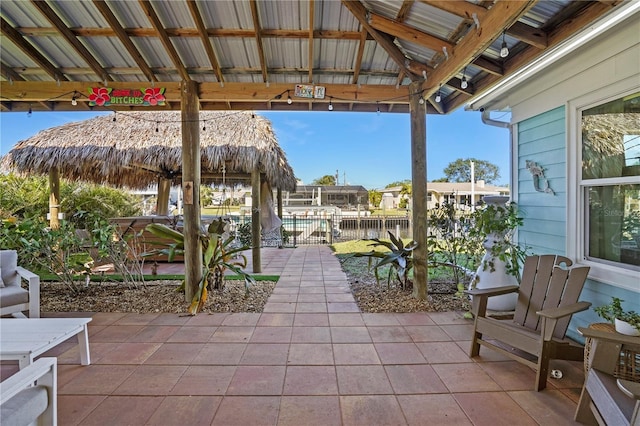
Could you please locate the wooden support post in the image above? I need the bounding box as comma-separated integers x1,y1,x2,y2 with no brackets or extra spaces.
251,170,262,272
409,80,428,300
48,167,60,229
156,177,171,215
181,80,202,302
277,188,283,248
277,188,283,219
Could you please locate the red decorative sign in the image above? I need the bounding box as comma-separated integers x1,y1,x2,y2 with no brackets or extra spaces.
87,87,166,107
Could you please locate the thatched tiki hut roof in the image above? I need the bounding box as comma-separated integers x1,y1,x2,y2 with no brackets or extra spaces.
3,111,297,192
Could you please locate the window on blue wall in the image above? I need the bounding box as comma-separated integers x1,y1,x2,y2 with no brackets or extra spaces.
581,92,640,271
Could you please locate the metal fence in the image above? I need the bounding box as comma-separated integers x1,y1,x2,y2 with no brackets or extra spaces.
283,214,412,246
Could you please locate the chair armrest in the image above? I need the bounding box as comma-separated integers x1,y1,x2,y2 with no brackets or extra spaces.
465,285,519,298
0,357,56,404
578,327,640,346
537,301,591,319
618,379,640,399
16,266,40,318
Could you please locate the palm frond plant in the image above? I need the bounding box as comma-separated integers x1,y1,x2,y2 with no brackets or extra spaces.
342,231,417,290
144,218,255,314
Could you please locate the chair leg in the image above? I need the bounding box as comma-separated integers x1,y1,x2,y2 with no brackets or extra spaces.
574,385,597,425
535,342,551,391
470,332,481,357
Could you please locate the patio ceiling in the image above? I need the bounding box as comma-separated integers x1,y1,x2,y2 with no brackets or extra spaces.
0,0,626,115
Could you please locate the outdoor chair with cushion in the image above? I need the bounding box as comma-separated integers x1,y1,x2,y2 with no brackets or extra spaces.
0,357,57,426
575,327,640,425
466,254,591,391
0,250,40,318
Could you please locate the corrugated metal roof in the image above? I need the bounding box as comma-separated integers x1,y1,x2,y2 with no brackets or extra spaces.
0,0,627,114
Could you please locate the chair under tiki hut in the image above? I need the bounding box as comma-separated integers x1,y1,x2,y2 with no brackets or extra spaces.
2,110,297,270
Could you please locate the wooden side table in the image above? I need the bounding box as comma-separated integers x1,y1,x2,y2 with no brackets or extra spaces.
585,322,639,382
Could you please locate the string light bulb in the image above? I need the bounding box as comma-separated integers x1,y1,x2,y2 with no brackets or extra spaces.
435,85,442,103
155,122,159,133
71,93,77,106
112,113,117,122
287,90,292,105
328,98,333,111
461,68,468,89
376,102,380,115
500,31,509,58
27,104,32,117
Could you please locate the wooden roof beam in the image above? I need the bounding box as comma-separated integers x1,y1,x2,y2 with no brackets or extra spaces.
368,12,455,52
93,0,157,82
451,1,615,112
249,0,268,83
17,26,372,41
341,0,428,80
507,22,547,49
30,0,113,82
396,0,415,22
138,0,191,82
0,61,25,82
471,56,503,76
420,0,488,21
308,0,315,83
0,17,67,82
420,0,536,100
351,27,367,84
186,0,224,83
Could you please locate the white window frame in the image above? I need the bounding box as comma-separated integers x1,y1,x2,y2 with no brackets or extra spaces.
567,77,640,291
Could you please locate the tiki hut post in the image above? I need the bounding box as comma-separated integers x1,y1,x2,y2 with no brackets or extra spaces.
156,177,171,215
409,80,428,300
251,169,262,273
277,188,283,219
48,166,60,229
181,80,203,301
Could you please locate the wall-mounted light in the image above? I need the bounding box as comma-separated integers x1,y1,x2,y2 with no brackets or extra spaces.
500,31,509,58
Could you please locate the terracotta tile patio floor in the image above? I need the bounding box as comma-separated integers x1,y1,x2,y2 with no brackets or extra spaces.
1,246,585,425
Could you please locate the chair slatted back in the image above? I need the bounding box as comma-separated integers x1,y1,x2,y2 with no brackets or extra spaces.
515,255,584,336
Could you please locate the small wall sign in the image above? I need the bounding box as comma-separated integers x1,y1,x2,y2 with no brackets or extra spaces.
87,87,166,107
295,84,326,99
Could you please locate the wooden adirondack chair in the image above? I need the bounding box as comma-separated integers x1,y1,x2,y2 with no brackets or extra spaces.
466,254,591,391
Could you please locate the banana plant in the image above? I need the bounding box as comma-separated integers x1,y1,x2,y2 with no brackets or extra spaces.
144,218,255,314
342,231,418,289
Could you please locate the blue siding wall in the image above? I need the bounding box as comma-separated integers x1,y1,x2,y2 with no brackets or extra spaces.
516,106,639,343
517,106,567,255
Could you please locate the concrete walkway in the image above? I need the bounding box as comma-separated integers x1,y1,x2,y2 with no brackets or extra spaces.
3,246,584,425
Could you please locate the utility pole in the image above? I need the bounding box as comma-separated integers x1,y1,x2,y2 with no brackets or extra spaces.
470,160,475,211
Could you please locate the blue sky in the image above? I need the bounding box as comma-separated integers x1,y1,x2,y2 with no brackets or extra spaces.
0,108,510,189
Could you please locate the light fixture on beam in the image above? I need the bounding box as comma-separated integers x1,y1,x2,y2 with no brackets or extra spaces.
461,67,468,90
500,32,509,58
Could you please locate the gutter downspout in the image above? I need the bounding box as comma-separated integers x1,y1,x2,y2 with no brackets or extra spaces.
481,109,509,128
